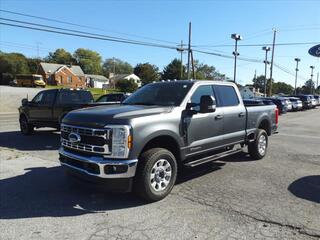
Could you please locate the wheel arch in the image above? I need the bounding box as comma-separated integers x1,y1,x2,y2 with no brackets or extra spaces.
138,134,181,163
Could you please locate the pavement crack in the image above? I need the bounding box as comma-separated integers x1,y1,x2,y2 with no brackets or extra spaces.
175,193,320,239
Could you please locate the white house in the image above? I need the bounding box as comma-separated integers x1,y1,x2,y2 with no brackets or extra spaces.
109,73,141,87
85,74,109,88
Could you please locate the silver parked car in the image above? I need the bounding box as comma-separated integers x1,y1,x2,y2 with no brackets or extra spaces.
288,97,303,111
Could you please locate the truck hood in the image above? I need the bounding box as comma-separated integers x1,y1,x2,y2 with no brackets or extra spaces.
62,104,173,128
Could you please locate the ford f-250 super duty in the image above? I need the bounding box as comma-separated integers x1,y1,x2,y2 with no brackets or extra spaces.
59,80,278,201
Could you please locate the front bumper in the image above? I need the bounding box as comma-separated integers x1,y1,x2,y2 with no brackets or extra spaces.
59,147,138,179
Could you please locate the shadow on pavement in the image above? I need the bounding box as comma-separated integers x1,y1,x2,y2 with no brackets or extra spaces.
177,162,225,184
288,175,320,204
0,166,144,219
220,151,260,162
0,130,60,151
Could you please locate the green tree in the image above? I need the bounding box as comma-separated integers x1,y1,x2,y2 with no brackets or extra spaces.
252,75,266,91
0,52,30,76
102,58,133,76
134,63,159,85
74,48,102,74
301,79,315,94
272,82,294,95
46,48,75,64
115,79,138,93
27,58,40,73
162,58,185,80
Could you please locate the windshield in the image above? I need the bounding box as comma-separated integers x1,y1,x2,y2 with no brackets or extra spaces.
123,82,193,106
34,76,43,81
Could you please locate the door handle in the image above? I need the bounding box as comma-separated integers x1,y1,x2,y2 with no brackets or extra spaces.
215,115,223,120
239,112,245,117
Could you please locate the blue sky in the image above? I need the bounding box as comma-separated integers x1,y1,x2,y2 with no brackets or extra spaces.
1,0,320,87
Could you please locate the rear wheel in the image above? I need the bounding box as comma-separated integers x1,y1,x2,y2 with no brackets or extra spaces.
248,129,268,160
134,148,177,202
20,115,34,135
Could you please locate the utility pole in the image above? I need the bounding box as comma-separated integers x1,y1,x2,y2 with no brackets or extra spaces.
191,50,195,79
269,29,277,96
187,22,192,79
178,40,184,79
317,72,319,94
262,46,270,97
294,58,300,95
113,57,116,74
231,33,242,83
310,65,315,94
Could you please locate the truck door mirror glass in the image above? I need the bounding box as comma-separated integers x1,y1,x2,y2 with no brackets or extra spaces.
200,95,216,113
21,98,28,106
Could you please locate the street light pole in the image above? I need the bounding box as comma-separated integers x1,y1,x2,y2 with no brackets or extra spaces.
310,65,315,94
262,46,270,97
294,58,300,95
317,72,319,94
231,33,242,83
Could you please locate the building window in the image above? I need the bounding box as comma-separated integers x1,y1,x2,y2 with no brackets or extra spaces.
67,76,72,83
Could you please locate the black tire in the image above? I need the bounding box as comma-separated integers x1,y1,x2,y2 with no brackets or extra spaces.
248,129,268,160
134,148,177,202
19,115,34,135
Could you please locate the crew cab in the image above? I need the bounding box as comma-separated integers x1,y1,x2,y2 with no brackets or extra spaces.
59,81,278,201
19,88,95,134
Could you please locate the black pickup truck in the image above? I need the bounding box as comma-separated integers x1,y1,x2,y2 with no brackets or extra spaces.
19,89,95,134
59,80,278,201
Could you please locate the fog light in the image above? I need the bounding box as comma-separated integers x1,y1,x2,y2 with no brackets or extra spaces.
104,165,128,174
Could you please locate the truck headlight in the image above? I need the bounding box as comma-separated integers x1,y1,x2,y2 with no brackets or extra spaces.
104,125,131,158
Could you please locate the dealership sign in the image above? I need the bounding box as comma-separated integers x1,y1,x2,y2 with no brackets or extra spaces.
308,44,320,57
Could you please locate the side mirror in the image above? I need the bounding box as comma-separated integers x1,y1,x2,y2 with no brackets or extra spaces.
200,95,216,113
21,98,28,106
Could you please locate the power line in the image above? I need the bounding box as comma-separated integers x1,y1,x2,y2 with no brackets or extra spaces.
0,9,179,45
0,17,168,45
0,21,179,50
192,41,320,48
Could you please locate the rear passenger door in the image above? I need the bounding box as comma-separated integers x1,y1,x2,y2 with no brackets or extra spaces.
213,85,246,145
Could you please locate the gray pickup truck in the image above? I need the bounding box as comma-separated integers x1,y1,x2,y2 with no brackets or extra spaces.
59,80,278,201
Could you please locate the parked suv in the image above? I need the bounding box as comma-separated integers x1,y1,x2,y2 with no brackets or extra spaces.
19,89,95,134
59,81,278,201
292,95,312,109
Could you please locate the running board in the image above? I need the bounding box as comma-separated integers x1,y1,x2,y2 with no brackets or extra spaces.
184,148,243,167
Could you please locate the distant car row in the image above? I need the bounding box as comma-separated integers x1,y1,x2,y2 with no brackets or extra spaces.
244,94,319,115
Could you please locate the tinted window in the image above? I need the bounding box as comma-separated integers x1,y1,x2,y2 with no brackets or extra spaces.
32,92,44,103
123,82,193,106
214,85,239,107
57,90,93,104
190,85,215,111
41,91,56,105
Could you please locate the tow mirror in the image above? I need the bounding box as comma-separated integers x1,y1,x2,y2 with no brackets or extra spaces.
21,98,28,106
200,95,216,113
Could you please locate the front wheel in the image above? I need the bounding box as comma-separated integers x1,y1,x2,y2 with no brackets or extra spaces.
248,129,268,160
20,115,34,135
134,148,177,202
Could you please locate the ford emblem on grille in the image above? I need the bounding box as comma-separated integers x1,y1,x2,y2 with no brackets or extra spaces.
68,132,81,144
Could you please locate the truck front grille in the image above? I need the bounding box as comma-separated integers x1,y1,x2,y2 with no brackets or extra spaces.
61,124,112,155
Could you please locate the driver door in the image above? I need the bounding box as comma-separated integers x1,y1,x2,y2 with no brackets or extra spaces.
184,85,224,157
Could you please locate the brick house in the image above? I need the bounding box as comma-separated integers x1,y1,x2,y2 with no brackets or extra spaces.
37,62,86,88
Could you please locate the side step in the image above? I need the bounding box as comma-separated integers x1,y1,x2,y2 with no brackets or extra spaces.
184,148,243,167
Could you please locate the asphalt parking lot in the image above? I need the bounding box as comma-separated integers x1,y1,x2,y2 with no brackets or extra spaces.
0,109,320,240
